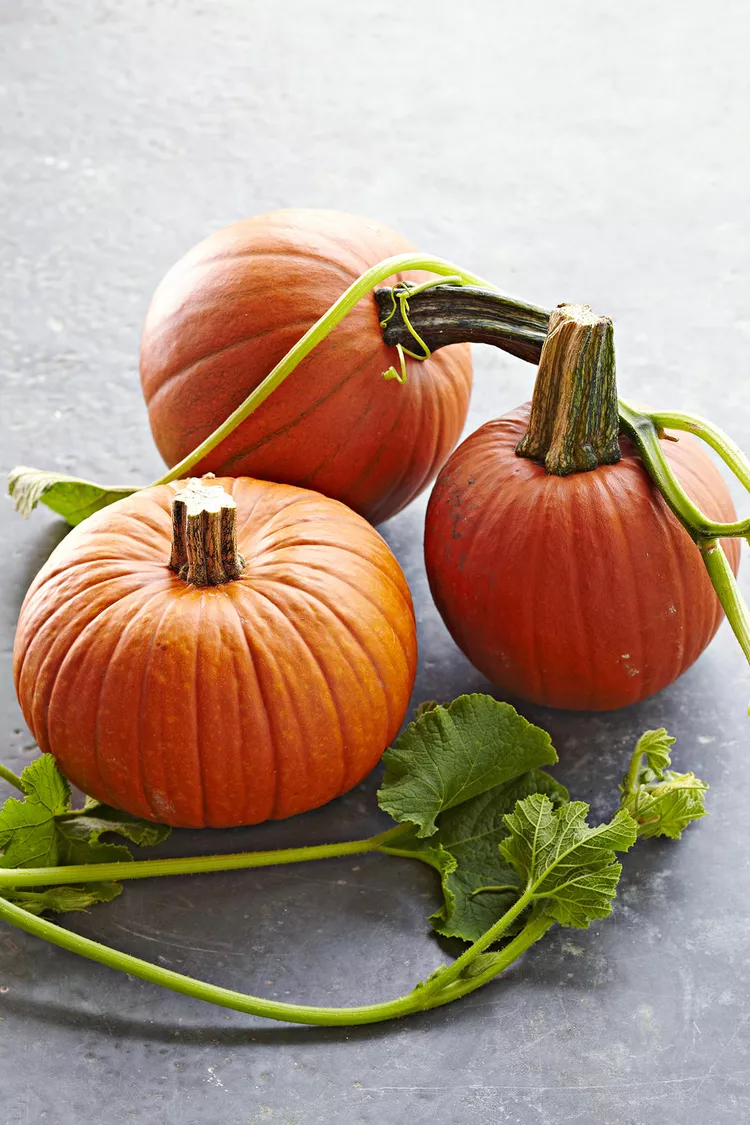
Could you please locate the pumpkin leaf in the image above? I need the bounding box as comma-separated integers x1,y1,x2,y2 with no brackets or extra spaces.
631,728,676,776
0,882,123,915
382,769,568,943
377,694,558,838
76,799,172,849
619,729,708,840
412,699,440,720
7,466,139,525
0,755,171,913
0,756,70,868
500,795,637,929
429,771,569,942
628,774,709,840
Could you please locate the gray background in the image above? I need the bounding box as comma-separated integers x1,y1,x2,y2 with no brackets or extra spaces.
2,1,749,1122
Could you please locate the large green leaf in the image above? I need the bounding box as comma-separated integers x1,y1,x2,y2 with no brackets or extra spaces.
378,695,558,838
382,770,569,942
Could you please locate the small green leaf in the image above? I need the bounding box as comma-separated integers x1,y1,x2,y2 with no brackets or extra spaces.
619,729,708,839
74,802,172,849
8,466,138,525
634,729,676,775
378,695,558,838
500,795,637,929
630,776,708,839
2,882,123,915
0,755,171,914
0,756,71,868
56,821,133,866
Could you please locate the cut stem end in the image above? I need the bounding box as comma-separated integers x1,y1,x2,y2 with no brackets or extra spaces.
169,478,245,587
516,302,621,476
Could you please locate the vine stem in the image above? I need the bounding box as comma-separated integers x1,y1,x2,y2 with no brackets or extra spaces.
617,401,750,667
0,884,550,1027
421,914,555,1008
647,409,750,493
623,745,646,800
618,402,750,539
147,254,498,487
700,541,750,669
0,824,412,889
469,883,519,897
0,764,25,793
419,888,535,997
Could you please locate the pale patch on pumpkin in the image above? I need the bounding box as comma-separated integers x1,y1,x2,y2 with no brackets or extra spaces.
620,654,641,677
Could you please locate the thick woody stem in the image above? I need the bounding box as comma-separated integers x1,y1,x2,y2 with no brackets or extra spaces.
169,479,245,586
516,303,621,476
374,283,550,364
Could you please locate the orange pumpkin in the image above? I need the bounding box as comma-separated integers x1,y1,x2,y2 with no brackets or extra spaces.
140,209,473,525
13,477,417,827
424,306,741,711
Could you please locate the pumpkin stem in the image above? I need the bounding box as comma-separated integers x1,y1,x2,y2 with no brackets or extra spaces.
376,282,550,365
515,303,621,476
169,478,245,586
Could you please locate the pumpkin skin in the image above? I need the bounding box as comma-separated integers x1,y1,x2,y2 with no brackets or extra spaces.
140,209,473,525
424,403,741,711
13,478,417,828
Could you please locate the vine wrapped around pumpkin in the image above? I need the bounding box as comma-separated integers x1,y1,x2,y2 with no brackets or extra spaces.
8,236,750,704
377,280,750,705
421,302,740,709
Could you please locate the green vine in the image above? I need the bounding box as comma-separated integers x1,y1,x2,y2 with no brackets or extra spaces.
8,255,499,524
0,891,549,1027
0,699,713,1027
617,401,750,682
0,765,24,793
151,260,490,487
7,256,750,677
378,275,464,381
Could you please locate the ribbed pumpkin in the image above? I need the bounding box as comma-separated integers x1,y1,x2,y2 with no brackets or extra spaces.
424,306,741,711
13,477,417,827
140,209,473,525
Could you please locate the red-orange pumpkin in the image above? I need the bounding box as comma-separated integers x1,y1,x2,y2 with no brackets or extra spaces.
140,209,473,525
13,477,417,828
424,403,740,711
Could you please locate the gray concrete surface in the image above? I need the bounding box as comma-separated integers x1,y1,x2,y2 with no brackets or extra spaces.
1,2,749,1122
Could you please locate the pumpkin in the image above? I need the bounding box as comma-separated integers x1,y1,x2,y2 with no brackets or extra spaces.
424,305,741,711
139,209,473,525
13,477,417,827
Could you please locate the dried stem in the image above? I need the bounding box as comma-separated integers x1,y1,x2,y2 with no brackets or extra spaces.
516,303,621,475
169,479,245,586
